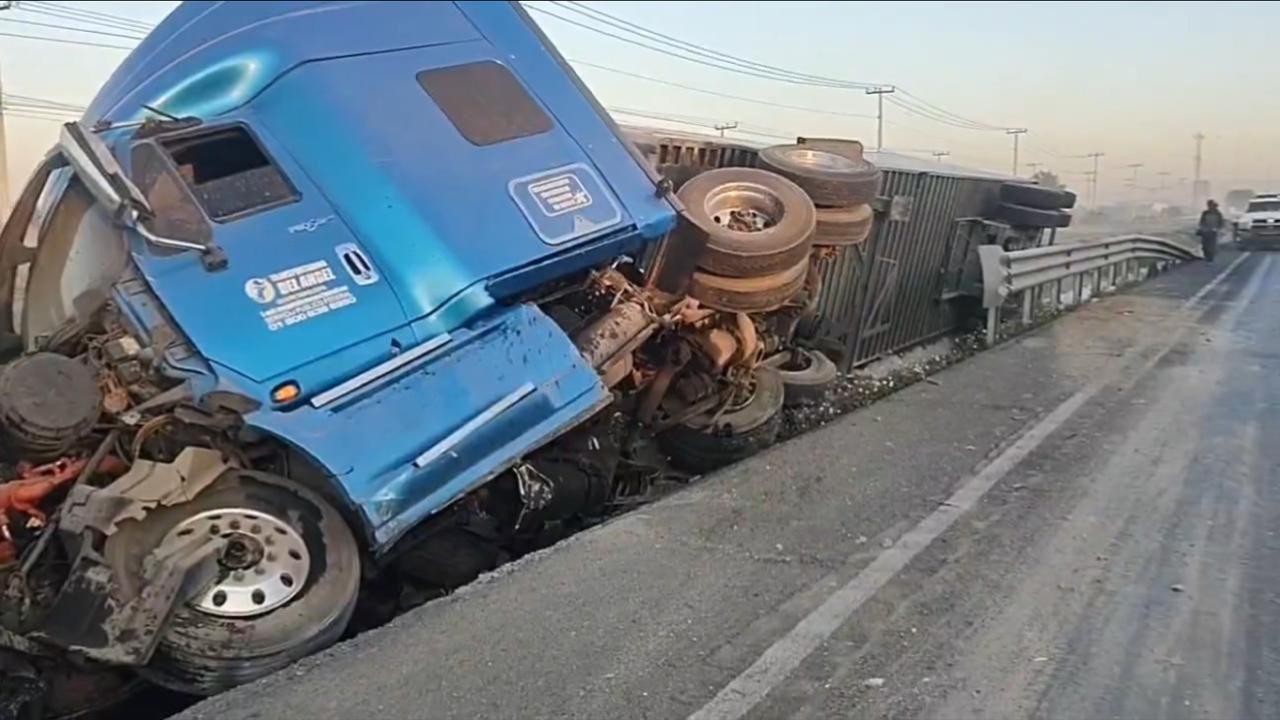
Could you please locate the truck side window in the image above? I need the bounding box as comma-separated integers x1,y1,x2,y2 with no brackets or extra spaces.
417,61,552,146
131,143,213,247
154,126,299,221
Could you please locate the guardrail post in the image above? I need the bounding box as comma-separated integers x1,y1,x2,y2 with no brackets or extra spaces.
1021,289,1033,323
986,304,999,346
1074,273,1084,306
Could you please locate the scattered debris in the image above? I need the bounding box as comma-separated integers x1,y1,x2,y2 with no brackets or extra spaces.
880,538,894,549
862,678,886,688
1032,656,1049,663
1171,583,1185,593
854,535,868,545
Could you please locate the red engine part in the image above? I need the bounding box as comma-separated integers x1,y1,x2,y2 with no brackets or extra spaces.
0,457,88,534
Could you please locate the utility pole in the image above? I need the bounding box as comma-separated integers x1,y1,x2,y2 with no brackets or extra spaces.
713,121,738,138
931,150,950,162
1026,162,1043,176
1005,128,1027,176
1079,152,1105,208
1126,163,1143,185
1192,131,1205,206
1156,171,1171,189
865,86,894,151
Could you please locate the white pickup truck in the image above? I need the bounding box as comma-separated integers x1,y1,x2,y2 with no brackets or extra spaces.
1235,193,1280,249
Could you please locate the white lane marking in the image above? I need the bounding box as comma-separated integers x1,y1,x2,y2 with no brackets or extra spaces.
688,253,1256,720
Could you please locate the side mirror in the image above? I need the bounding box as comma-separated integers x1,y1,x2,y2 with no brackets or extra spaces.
56,122,227,271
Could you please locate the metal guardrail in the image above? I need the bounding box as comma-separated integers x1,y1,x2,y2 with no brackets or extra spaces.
971,234,1200,345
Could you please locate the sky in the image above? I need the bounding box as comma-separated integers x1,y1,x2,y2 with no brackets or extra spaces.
2,0,1278,208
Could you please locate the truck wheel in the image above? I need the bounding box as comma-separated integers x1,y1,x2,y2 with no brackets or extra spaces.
757,144,881,207
105,471,360,695
660,366,785,473
687,258,809,313
814,205,874,246
768,348,839,406
996,202,1072,229
999,182,1077,210
678,167,816,278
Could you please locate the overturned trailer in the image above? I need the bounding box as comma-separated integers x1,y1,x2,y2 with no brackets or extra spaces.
0,2,907,716
624,128,1077,369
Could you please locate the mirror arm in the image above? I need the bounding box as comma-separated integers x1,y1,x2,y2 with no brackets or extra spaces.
132,212,229,272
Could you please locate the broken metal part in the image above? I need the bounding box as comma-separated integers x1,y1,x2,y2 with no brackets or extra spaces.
16,431,125,578
59,447,232,538
32,529,222,667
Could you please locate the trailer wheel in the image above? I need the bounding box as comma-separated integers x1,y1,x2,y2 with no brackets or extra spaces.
677,167,816,278
660,366,785,473
687,258,809,313
999,182,1077,210
814,205,874,246
996,202,1072,229
757,144,881,207
105,471,360,695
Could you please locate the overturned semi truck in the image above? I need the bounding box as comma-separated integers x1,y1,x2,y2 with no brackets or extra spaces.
0,1,889,715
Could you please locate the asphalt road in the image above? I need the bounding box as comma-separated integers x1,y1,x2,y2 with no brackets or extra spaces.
184,248,1279,720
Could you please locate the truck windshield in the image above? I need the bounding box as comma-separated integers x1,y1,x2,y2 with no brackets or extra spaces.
1247,200,1280,213
19,170,127,349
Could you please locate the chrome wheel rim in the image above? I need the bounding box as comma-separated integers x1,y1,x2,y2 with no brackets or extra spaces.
705,182,783,232
163,507,311,618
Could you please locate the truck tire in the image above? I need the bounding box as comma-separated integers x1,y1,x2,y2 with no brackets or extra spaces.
757,144,881,208
1000,182,1077,210
768,348,839,406
814,204,874,246
996,202,1072,229
660,366,785,473
105,471,361,695
796,137,865,161
687,258,809,313
677,167,816,278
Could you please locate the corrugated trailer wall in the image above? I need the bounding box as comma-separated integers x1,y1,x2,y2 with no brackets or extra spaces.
805,170,1003,368
626,128,1004,370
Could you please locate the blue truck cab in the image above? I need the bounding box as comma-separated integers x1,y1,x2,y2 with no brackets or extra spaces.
0,0,681,698
67,1,674,545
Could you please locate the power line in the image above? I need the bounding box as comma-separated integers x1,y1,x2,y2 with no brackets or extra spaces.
552,1,875,90
0,29,132,49
22,1,153,32
3,92,86,112
537,0,1015,133
527,4,880,90
0,16,146,40
608,106,792,141
571,59,875,120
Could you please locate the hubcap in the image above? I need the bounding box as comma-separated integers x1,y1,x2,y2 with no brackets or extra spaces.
704,182,783,233
163,507,311,618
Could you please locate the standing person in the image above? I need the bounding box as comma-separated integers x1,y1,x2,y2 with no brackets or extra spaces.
1198,199,1224,262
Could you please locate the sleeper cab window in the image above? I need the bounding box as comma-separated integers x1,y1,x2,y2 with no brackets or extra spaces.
417,61,553,146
